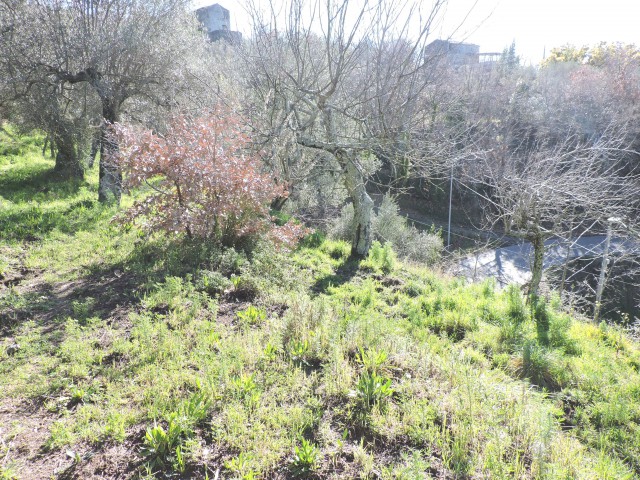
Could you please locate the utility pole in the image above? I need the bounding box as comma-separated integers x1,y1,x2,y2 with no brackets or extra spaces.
447,162,453,248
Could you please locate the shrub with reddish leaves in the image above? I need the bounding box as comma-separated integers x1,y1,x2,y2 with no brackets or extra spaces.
114,111,306,248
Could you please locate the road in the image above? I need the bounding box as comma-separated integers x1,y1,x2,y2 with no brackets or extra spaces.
455,236,640,286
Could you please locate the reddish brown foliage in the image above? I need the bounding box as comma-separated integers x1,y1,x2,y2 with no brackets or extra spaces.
114,111,306,248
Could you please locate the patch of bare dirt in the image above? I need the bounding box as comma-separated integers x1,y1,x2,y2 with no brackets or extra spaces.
0,398,67,479
0,396,145,480
1,266,139,338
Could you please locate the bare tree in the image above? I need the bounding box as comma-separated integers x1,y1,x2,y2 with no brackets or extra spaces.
487,132,638,299
242,0,464,257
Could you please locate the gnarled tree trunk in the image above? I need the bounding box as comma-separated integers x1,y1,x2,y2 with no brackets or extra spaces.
53,126,84,179
98,99,122,204
343,154,374,258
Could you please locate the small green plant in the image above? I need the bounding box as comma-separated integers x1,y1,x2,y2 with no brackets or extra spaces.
356,371,394,408
225,452,259,479
264,342,279,361
71,297,95,320
174,445,186,473
180,390,212,426
230,373,260,409
364,241,396,274
480,278,495,298
356,347,388,374
288,339,310,365
380,242,396,274
230,275,260,299
505,285,526,324
0,462,18,480
548,313,578,353
68,385,91,405
141,414,184,469
300,230,326,248
292,438,319,475
236,305,266,328
514,342,559,391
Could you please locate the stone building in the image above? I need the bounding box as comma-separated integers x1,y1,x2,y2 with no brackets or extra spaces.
425,40,480,66
196,3,241,43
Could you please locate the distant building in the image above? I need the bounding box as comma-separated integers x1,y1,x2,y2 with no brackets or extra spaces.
196,3,241,43
426,40,480,66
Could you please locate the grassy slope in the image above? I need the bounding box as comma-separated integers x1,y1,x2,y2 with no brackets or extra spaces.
1,138,640,479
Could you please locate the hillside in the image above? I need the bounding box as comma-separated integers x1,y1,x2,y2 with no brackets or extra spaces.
2,141,640,479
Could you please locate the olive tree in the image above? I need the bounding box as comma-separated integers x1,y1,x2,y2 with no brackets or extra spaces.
0,0,211,201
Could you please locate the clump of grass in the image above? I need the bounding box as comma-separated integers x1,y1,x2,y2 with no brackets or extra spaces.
425,309,477,341
534,298,551,346
362,241,396,274
498,285,528,351
505,284,527,324
511,342,565,391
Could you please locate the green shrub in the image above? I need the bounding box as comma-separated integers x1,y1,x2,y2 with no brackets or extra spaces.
217,246,246,275
363,241,396,273
195,270,231,296
329,196,442,264
328,203,355,241
548,313,579,354
373,195,442,265
300,230,326,248
320,239,350,261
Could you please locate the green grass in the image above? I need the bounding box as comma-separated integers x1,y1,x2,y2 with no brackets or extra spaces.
2,141,640,478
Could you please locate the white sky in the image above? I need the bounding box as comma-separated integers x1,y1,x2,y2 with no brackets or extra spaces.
196,0,640,65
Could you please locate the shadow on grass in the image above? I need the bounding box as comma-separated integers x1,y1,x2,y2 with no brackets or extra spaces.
0,197,109,242
0,236,227,339
312,257,361,293
0,163,88,203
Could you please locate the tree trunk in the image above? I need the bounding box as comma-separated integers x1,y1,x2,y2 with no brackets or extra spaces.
87,127,101,169
98,100,121,204
529,232,545,300
594,222,613,323
343,155,374,258
53,126,84,180
270,195,288,211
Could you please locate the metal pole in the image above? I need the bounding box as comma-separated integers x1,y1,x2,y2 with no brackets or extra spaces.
447,162,453,248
